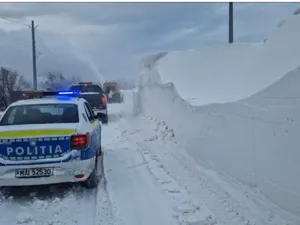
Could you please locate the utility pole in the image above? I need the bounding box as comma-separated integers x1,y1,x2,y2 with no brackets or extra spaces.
30,20,38,90
229,2,234,43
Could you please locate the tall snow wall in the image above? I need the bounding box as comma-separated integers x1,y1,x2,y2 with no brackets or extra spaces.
135,13,300,218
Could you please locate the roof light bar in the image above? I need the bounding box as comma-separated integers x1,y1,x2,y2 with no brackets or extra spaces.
78,82,92,84
58,91,79,95
22,90,80,99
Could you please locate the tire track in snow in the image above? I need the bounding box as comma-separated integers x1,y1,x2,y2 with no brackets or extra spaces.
121,117,300,225
134,139,243,225
145,125,299,225
119,127,212,225
0,183,99,225
94,152,117,225
0,156,113,225
134,140,214,225
102,119,179,225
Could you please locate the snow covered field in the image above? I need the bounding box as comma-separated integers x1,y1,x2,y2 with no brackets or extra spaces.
137,10,300,221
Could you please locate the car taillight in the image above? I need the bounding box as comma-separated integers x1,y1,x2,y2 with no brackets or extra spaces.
101,96,107,104
71,133,90,150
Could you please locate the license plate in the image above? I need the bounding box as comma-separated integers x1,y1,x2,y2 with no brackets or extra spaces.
15,168,54,178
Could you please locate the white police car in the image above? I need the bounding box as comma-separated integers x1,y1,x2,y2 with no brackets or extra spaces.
0,91,104,188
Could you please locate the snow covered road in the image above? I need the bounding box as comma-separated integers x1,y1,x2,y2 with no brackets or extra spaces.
0,99,299,225
103,121,177,225
112,116,300,225
0,181,101,224
0,112,179,225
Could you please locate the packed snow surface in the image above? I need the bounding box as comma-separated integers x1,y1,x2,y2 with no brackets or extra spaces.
137,12,300,220
107,90,135,117
0,92,298,225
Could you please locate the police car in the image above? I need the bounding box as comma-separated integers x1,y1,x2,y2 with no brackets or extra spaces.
0,90,104,188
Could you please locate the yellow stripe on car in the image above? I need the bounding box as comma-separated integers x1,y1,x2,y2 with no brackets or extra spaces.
0,129,76,138
91,120,99,128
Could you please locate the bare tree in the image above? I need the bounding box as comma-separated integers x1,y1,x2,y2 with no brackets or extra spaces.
40,72,80,90
0,67,29,109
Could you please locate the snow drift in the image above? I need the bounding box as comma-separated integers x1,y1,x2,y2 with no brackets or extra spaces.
136,12,300,218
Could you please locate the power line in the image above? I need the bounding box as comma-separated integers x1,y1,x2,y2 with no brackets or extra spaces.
35,34,55,55
0,26,46,60
0,17,38,89
1,34,31,44
0,17,31,43
0,16,29,27
0,18,65,90
35,32,65,69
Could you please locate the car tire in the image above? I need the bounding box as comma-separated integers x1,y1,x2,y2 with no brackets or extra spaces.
82,156,99,189
98,145,102,157
102,116,108,124
98,154,104,179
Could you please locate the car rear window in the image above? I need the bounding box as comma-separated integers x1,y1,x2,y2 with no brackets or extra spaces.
70,85,103,93
0,104,79,126
79,94,103,108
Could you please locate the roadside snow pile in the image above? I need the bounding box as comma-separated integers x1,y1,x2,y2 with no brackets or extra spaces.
139,12,300,106
137,12,300,219
140,44,263,106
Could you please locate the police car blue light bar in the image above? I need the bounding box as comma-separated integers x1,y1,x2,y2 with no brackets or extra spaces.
23,90,80,99
57,91,80,95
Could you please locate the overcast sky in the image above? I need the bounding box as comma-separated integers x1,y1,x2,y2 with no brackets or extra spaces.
0,2,299,84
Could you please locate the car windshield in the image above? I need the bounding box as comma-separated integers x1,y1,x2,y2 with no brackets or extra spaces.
0,103,79,125
70,85,103,93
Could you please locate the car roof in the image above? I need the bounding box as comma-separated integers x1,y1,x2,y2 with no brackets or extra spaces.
70,82,102,86
79,92,101,95
10,97,84,107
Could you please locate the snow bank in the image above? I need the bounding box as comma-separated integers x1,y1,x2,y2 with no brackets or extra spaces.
140,44,263,106
136,13,300,218
140,13,300,106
